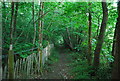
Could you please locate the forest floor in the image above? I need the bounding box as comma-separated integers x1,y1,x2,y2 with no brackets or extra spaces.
39,47,72,79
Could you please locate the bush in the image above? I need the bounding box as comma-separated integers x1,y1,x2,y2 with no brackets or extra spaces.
68,52,91,79
96,66,112,79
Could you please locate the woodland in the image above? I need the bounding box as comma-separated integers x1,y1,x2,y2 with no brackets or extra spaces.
2,0,120,80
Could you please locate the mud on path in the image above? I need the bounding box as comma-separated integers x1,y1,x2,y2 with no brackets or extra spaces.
40,47,71,79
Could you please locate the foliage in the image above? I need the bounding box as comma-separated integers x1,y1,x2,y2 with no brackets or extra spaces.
96,66,112,79
68,52,91,79
2,2,118,79
14,43,37,58
68,51,112,79
43,48,59,72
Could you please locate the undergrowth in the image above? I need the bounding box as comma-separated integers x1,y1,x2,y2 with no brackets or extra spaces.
43,47,59,72
68,52,112,79
68,52,91,79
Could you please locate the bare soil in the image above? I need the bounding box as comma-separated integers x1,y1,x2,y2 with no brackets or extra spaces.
40,47,71,79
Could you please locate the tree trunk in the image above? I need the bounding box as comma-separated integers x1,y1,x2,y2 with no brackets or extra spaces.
38,2,44,74
93,1,108,68
8,2,15,79
110,20,117,67
111,1,120,79
87,3,92,65
13,2,18,38
111,22,117,57
66,27,73,50
13,2,18,61
2,2,6,47
0,2,2,80
32,2,36,51
96,16,100,39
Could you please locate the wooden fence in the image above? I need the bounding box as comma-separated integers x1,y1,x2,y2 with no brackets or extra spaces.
2,44,54,79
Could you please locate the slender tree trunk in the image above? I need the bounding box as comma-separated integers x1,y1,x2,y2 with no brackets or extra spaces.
38,2,44,73
87,3,92,65
2,2,6,46
110,21,117,67
0,2,2,80
62,34,70,49
93,1,108,68
111,22,117,57
112,1,120,79
96,16,100,38
2,2,6,28
13,2,18,38
13,2,18,61
32,2,36,51
8,2,15,79
66,27,73,50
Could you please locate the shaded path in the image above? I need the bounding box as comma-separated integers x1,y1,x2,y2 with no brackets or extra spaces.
40,47,71,79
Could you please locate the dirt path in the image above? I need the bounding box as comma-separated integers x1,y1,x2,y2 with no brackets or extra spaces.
40,47,71,79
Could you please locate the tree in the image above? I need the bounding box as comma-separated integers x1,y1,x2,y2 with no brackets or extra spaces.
38,2,44,73
111,20,118,57
32,2,36,51
93,1,108,67
110,19,117,67
87,3,92,65
111,1,120,79
8,2,15,79
13,2,18,38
